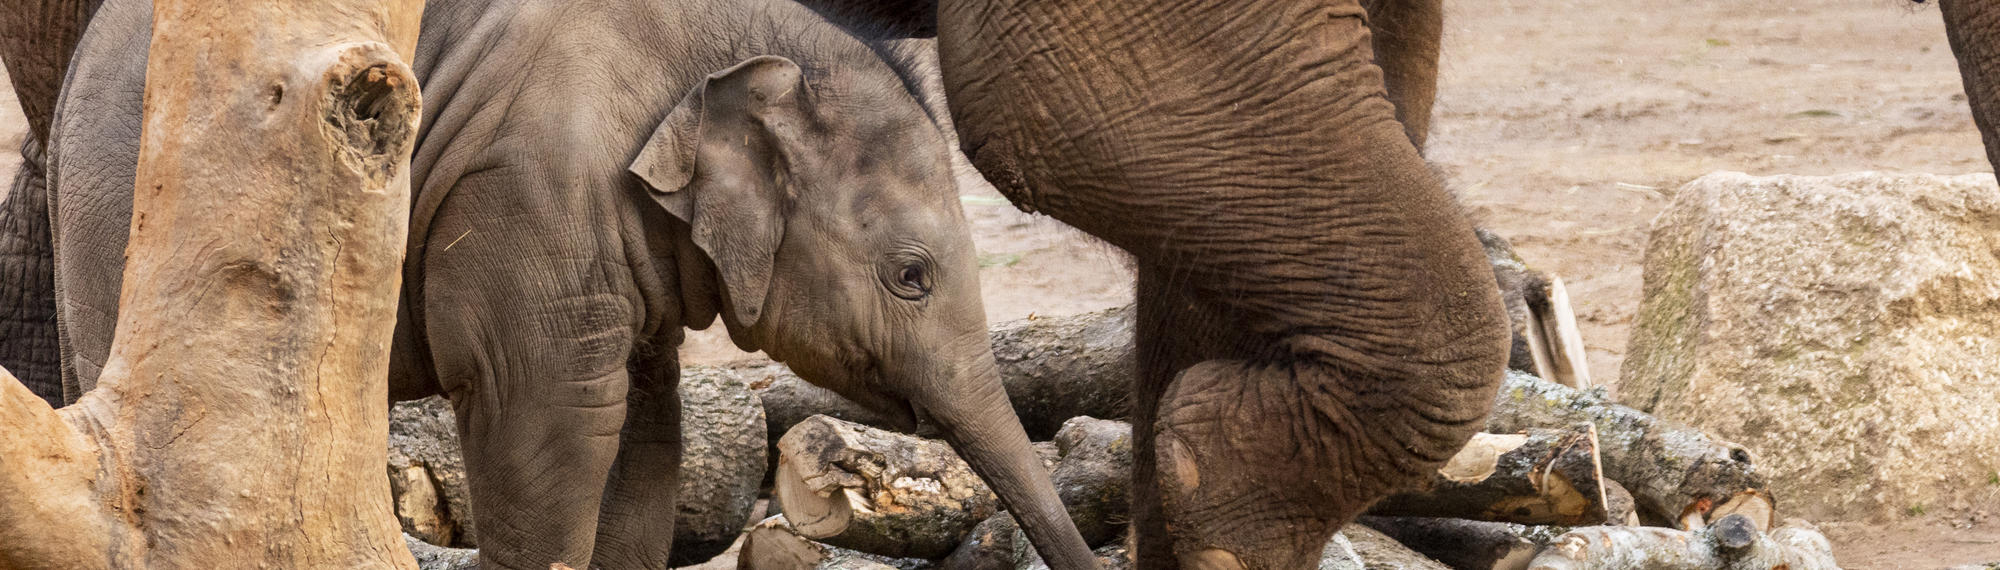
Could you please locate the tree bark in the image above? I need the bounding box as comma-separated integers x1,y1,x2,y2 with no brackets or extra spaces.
1046,416,1131,547
1357,517,1558,570
1371,425,1609,526
0,0,424,566
1527,515,1837,570
1487,370,1766,527
1341,525,1453,570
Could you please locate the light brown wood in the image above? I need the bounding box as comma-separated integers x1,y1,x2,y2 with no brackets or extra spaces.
739,516,917,570
1371,425,1610,526
774,415,1002,559
1525,274,1592,389
0,0,423,566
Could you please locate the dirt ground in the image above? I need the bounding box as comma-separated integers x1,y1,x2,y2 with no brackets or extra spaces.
5,0,1998,566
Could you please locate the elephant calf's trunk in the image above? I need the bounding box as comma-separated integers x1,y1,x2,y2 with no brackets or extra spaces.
922,358,1098,570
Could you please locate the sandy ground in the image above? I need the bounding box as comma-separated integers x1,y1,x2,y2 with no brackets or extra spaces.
5,0,1999,566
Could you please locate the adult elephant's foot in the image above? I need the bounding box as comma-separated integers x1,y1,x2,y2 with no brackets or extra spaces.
1152,357,1481,569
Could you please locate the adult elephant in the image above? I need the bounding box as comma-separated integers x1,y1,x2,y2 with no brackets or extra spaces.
814,0,1511,567
1939,0,2000,174
0,0,100,406
43,0,1095,567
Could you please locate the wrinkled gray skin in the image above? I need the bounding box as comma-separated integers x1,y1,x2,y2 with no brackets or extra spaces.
1938,0,2000,175
836,0,1511,568
44,0,1092,568
0,0,99,407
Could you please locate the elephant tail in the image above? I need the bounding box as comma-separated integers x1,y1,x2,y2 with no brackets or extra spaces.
0,134,63,407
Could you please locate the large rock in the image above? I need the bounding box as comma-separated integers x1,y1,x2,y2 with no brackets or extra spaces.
1622,171,2000,519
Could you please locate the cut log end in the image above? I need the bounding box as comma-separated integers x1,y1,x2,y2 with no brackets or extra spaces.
774,454,857,540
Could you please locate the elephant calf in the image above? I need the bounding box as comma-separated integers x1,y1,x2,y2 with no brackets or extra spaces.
40,0,1094,567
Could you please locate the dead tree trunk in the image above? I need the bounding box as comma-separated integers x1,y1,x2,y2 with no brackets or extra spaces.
0,0,423,566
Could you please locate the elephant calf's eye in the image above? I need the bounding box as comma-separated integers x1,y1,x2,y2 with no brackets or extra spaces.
892,263,931,300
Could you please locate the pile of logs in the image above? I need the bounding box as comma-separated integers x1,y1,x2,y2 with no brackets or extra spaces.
391,303,1842,569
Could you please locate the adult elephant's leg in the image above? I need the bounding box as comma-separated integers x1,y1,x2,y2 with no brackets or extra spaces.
1941,0,2000,173
0,0,103,405
0,0,104,142
0,134,59,405
939,0,1510,567
1362,0,1442,151
591,354,683,570
1129,264,1232,570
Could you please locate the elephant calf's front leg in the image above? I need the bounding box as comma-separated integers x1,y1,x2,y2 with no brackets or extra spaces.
448,361,631,570
1152,357,1493,569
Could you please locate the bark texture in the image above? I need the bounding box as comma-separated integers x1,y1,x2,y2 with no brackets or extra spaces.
1527,515,1837,570
1357,517,1558,570
0,0,424,566
673,365,771,566
1341,525,1452,570
1371,426,1609,526
1489,370,1764,526
1047,416,1131,547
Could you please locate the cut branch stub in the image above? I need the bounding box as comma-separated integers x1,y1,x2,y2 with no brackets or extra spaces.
775,415,1000,559
1371,425,1609,526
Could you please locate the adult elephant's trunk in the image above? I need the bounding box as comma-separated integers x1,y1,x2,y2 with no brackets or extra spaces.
0,136,61,407
1942,0,2000,174
913,344,1098,570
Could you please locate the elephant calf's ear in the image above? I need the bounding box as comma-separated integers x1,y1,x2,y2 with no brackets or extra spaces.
627,56,807,328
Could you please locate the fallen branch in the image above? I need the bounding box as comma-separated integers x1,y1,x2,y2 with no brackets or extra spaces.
1489,370,1765,526
1047,416,1132,547
1527,514,1837,570
1371,425,1609,526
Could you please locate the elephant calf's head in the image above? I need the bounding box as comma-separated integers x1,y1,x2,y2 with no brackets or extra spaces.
630,53,1100,569
629,54,989,430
